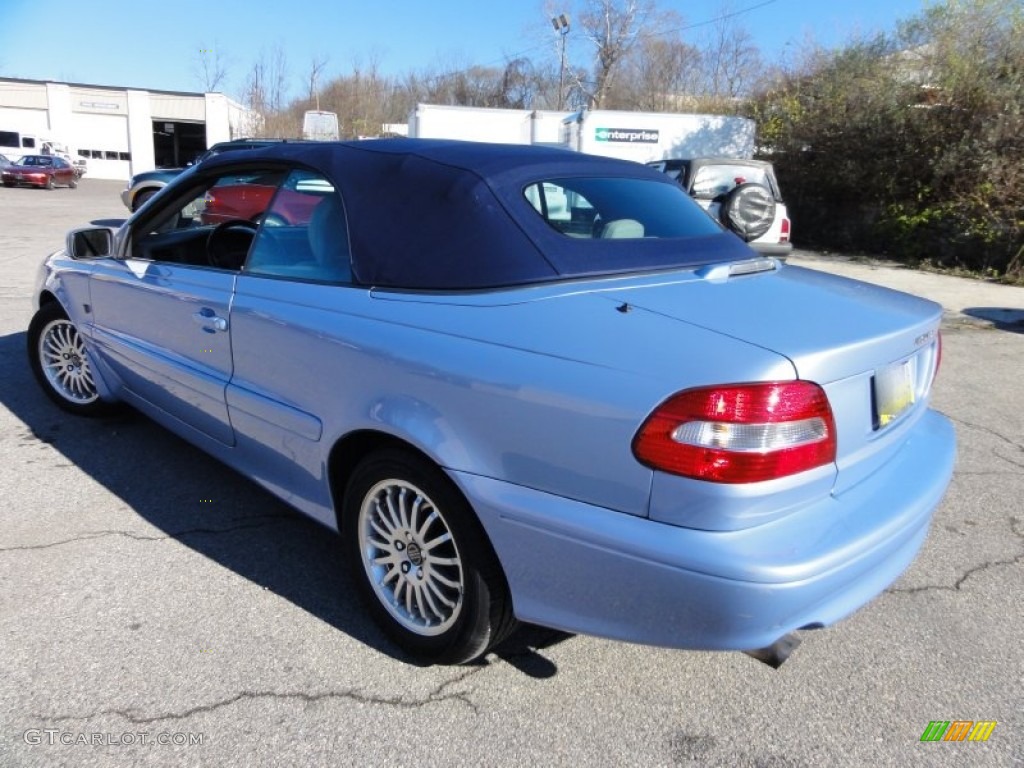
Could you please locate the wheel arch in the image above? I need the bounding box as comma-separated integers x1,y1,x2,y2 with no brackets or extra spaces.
37,289,60,308
130,183,165,209
327,429,444,531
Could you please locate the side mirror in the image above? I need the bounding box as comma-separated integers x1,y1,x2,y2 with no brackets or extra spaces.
67,227,114,259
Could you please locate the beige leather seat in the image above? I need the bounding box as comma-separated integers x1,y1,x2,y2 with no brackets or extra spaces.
307,195,352,282
600,219,645,239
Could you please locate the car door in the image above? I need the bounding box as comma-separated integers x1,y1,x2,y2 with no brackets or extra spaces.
225,168,354,524
59,158,75,184
89,165,287,446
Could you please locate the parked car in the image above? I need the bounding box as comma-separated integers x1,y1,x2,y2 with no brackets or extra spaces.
648,157,792,255
199,171,326,226
30,140,954,665
2,154,78,189
120,138,292,212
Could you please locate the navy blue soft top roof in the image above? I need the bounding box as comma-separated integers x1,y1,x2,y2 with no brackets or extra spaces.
202,138,752,290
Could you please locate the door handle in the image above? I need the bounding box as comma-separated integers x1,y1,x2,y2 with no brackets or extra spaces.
192,310,228,332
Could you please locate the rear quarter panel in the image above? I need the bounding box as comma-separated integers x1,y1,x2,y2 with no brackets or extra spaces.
225,276,795,523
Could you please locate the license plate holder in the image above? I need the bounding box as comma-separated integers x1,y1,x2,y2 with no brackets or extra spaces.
873,357,917,429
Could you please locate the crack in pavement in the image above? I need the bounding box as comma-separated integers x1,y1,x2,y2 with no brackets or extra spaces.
949,415,1024,453
34,668,483,724
992,448,1024,470
0,514,301,554
954,470,1024,476
887,517,1023,596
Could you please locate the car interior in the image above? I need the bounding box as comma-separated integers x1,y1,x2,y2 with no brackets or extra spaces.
130,168,352,283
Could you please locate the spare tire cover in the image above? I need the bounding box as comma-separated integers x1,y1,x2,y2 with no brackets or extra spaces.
720,182,776,241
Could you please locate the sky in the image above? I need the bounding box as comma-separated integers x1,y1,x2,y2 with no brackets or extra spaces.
0,0,934,99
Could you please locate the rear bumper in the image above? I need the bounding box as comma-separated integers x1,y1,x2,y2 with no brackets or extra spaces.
751,241,793,256
455,408,955,651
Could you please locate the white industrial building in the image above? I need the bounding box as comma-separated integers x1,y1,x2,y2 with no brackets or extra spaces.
0,77,257,180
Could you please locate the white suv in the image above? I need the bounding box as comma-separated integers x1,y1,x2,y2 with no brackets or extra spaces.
647,158,792,256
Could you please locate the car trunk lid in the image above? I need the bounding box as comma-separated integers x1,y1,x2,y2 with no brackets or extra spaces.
594,262,943,494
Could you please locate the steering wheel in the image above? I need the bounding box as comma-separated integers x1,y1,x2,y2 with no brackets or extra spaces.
207,219,258,269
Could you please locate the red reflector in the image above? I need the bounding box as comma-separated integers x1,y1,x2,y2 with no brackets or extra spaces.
632,381,836,484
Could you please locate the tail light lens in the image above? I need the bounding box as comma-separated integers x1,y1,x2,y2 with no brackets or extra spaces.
779,218,791,243
632,381,836,484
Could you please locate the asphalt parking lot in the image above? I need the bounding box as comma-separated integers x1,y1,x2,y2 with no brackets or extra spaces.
1,179,1021,767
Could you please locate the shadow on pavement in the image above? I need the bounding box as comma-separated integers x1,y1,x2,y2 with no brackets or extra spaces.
0,328,569,674
963,306,1024,333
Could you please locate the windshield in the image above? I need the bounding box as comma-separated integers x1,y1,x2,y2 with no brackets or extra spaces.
16,156,53,167
691,164,772,200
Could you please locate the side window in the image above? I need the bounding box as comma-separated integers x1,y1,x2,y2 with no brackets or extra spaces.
130,168,287,271
244,169,352,283
523,177,723,240
524,181,599,237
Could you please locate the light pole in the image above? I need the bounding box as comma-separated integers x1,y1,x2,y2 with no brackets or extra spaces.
551,13,570,110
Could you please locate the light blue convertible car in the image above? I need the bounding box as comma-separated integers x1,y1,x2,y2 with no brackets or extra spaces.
28,140,955,665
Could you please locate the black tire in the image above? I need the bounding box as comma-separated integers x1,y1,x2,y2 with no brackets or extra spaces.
132,187,158,211
720,182,776,242
27,303,116,417
342,449,517,664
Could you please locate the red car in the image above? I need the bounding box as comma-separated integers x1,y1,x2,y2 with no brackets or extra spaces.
200,173,325,225
1,155,78,189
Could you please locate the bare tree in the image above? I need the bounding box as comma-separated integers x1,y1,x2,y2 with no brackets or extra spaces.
576,0,656,108
307,54,329,110
244,44,291,136
618,35,702,110
697,4,763,103
193,42,229,92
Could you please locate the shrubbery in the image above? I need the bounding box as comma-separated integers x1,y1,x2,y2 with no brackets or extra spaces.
751,0,1023,280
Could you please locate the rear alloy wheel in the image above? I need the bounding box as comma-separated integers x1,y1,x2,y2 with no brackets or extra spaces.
27,303,113,416
343,449,516,664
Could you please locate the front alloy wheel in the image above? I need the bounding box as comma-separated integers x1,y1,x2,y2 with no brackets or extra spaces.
344,450,516,664
28,303,112,416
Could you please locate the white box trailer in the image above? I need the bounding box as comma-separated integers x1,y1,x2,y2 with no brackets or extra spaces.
302,110,340,141
561,110,756,162
409,104,534,144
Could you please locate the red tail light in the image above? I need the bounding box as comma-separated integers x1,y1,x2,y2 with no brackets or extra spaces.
632,381,836,484
779,218,791,242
